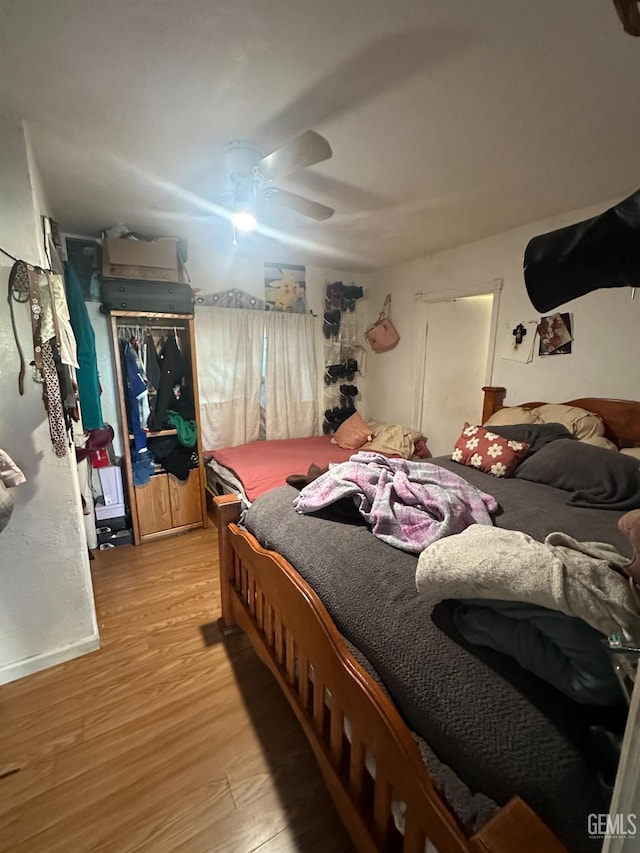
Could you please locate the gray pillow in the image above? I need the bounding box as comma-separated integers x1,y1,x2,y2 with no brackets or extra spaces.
515,438,640,509
488,422,573,455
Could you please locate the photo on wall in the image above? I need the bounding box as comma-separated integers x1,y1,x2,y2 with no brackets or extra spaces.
537,312,573,356
264,263,307,313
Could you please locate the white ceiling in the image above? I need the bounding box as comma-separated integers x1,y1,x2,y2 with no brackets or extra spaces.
0,0,638,271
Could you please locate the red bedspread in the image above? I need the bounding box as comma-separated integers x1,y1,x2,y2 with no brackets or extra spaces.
206,436,354,502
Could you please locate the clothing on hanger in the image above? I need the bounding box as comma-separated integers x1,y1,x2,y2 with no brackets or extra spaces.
0,449,26,487
0,442,25,536
0,482,13,535
41,339,68,457
144,332,162,392
39,272,78,370
147,335,186,432
129,340,151,429
64,262,103,430
121,339,148,452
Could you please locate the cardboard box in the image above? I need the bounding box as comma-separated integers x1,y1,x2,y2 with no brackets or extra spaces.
95,501,126,520
98,465,124,508
102,237,185,283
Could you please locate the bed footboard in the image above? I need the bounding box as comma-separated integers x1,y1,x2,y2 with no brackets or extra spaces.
212,497,567,853
210,494,244,632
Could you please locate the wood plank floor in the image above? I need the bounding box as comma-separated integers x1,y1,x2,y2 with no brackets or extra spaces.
0,525,354,853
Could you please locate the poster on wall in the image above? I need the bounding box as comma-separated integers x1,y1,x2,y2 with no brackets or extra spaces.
264,263,307,313
537,312,573,356
499,320,538,363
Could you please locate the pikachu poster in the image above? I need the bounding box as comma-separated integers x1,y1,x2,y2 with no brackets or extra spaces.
264,263,307,313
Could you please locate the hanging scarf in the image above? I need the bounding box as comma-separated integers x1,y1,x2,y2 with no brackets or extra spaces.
8,260,71,457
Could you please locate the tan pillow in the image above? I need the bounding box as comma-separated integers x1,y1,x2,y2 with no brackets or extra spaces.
366,423,422,458
621,447,640,460
533,404,605,440
484,406,542,426
332,412,373,450
580,435,618,452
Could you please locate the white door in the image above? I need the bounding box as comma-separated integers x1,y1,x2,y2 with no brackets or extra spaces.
419,294,495,456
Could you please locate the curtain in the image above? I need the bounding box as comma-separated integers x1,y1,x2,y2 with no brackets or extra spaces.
264,311,318,440
195,307,265,449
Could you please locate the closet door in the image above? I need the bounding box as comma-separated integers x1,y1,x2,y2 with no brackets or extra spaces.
168,469,202,528
136,474,173,537
418,294,495,456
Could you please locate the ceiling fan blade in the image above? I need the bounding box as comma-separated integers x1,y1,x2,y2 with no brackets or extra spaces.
265,188,334,221
257,130,332,181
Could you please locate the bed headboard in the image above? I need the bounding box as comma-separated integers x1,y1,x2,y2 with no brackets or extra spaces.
482,386,640,448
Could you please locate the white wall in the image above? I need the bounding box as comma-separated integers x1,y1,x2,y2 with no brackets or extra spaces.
366,198,640,429
0,113,99,684
91,241,370,449
190,248,370,437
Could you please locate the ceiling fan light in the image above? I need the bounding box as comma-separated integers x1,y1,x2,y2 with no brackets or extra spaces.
231,210,257,232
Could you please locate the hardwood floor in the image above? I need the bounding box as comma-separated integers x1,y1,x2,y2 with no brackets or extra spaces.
0,526,354,853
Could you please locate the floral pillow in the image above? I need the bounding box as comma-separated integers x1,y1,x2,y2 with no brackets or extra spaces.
452,423,530,478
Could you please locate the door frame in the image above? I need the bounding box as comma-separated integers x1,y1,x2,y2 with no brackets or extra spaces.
410,279,503,430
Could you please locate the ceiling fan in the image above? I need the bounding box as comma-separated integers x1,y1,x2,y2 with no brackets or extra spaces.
223,129,335,232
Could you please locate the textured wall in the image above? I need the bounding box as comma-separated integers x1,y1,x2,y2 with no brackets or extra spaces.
0,114,98,682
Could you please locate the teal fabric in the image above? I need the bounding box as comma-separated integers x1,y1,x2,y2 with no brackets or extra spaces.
454,599,624,706
64,262,103,430
166,410,197,447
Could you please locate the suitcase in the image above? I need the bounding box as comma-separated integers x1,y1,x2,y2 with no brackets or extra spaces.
98,529,134,549
100,279,194,314
96,514,130,534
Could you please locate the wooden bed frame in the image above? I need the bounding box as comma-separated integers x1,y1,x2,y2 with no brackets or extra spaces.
212,388,640,853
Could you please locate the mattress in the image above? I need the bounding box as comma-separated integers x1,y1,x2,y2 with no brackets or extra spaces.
205,435,354,503
206,456,246,502
243,458,632,853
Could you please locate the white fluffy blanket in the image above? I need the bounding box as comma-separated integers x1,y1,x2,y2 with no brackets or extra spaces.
416,525,640,638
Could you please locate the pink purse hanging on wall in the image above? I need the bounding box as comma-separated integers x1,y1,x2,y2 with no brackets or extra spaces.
365,294,400,353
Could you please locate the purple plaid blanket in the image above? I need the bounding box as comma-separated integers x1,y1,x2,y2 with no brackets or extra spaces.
293,451,498,553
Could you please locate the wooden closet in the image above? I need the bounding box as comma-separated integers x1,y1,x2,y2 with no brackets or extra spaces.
108,310,207,545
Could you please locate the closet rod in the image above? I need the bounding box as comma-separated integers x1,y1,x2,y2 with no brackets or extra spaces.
118,324,186,332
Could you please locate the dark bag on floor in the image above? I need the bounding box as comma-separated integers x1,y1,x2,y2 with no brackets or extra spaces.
524,188,640,313
101,279,194,314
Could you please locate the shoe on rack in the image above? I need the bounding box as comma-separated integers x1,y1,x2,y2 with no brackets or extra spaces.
343,359,358,381
323,309,341,338
326,282,344,309
339,384,358,397
340,395,356,410
344,284,364,300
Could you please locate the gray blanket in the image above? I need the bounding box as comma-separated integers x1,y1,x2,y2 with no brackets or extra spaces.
244,460,632,853
453,600,625,706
